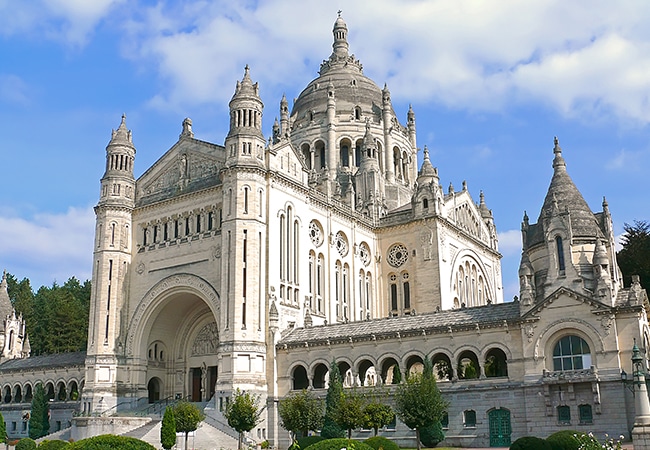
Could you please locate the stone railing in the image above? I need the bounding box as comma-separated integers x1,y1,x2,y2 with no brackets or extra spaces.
542,366,598,383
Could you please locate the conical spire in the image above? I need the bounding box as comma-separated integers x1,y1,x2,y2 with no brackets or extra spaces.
0,270,13,323
479,191,492,219
109,114,133,146
417,146,438,185
538,137,601,238
231,64,260,100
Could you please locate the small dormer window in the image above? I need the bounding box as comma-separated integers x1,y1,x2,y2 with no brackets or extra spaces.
423,198,429,209
556,236,566,273
354,106,361,120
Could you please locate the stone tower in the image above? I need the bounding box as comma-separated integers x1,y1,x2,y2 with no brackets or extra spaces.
518,138,621,310
84,114,136,413
219,66,269,397
0,271,30,360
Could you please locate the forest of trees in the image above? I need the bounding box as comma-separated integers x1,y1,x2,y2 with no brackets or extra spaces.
6,273,90,356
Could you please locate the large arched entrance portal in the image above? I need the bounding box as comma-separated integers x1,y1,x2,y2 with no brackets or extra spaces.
127,274,221,404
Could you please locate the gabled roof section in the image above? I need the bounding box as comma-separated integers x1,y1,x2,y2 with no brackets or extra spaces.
136,136,225,207
0,351,86,372
521,286,612,320
278,302,520,349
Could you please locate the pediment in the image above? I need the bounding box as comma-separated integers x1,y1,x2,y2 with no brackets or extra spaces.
444,191,491,243
521,286,612,320
136,138,225,205
271,141,307,181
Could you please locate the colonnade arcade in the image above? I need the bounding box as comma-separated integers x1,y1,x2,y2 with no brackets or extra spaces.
2,379,82,404
289,345,509,390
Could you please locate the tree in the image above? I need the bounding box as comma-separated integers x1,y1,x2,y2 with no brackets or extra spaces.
28,384,50,439
394,356,448,450
161,406,177,450
334,390,366,439
363,400,394,436
278,389,323,443
321,360,345,438
7,274,91,356
391,364,402,384
173,401,205,450
617,220,650,290
224,389,263,450
0,411,6,445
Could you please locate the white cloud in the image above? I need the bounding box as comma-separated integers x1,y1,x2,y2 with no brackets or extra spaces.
606,148,646,171
498,229,522,257
0,0,123,45
0,207,95,287
115,0,650,125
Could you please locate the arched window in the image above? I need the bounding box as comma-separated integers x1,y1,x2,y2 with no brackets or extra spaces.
463,410,476,428
485,348,508,377
292,366,309,390
388,271,411,315
553,335,591,371
556,236,566,272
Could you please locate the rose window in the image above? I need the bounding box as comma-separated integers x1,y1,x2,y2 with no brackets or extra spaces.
309,220,323,247
387,243,408,267
359,242,371,266
334,231,349,256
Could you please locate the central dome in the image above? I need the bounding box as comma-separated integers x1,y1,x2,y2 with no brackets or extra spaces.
290,15,391,126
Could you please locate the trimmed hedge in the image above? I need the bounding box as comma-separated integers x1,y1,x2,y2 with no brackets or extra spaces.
510,436,552,450
546,430,584,450
297,436,326,449
16,438,38,450
38,441,71,450
67,435,155,450
303,438,374,450
364,436,399,450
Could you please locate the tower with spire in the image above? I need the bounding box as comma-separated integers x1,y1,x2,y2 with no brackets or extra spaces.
518,137,621,309
83,114,136,413
219,65,269,399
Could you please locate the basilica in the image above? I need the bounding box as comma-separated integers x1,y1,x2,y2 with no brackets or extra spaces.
0,15,648,448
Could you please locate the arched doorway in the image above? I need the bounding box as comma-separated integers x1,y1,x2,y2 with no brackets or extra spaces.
148,377,162,403
128,275,221,404
488,408,511,447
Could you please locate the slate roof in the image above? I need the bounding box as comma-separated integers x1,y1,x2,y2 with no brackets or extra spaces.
278,301,521,348
0,351,86,372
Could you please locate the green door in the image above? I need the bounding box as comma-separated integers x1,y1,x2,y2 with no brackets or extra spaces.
489,408,511,447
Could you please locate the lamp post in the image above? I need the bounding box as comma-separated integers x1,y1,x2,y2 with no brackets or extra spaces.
631,338,650,450
632,339,650,426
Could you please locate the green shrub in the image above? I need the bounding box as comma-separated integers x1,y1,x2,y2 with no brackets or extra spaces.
16,438,38,450
546,430,584,450
297,436,325,449
510,436,552,450
303,438,374,450
365,436,399,450
67,435,156,450
260,440,270,449
419,422,445,448
38,440,71,450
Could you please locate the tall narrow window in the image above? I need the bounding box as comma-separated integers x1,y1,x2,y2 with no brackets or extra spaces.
556,236,566,272
403,281,411,310
196,214,202,233
293,220,299,282
279,215,285,280
110,223,116,246
208,212,214,230
143,227,148,246
259,190,263,217
244,187,249,214
242,230,247,328
390,275,398,312
163,222,168,241
107,260,113,311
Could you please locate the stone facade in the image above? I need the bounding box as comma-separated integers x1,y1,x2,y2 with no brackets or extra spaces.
1,14,648,448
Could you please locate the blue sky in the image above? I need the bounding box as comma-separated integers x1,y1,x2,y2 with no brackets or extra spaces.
0,0,649,301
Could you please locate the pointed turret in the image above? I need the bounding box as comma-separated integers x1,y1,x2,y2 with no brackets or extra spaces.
280,93,289,137
225,65,266,167
355,120,385,219
537,137,602,240
332,12,350,59
416,146,438,186
0,270,12,323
